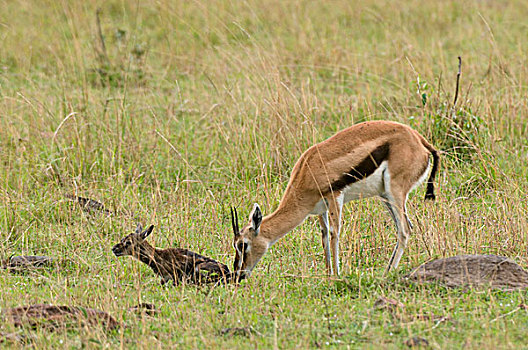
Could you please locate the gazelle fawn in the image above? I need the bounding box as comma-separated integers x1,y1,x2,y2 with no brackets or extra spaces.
112,224,231,285
231,120,439,279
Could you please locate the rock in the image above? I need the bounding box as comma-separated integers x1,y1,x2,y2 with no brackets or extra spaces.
0,331,29,344
65,194,112,215
411,313,450,322
220,327,255,337
127,303,160,316
404,337,429,347
4,256,54,271
407,255,528,290
3,304,119,331
373,296,404,312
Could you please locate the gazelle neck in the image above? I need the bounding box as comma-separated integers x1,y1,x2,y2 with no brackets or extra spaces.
260,202,310,246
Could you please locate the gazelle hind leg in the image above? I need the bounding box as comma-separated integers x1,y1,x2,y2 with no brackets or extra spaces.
383,171,411,272
384,197,409,272
382,197,400,271
317,212,332,275
404,200,413,229
327,192,344,276
383,199,412,269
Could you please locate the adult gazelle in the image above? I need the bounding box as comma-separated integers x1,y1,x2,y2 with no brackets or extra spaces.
231,120,439,279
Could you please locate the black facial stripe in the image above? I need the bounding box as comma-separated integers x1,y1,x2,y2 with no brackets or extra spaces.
243,251,248,266
326,143,390,193
233,242,249,271
233,251,241,271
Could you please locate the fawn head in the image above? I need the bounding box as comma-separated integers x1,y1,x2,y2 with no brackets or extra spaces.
231,204,267,280
112,224,154,257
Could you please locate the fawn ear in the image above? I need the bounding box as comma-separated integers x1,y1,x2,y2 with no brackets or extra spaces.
135,223,143,234
141,225,154,240
249,203,262,235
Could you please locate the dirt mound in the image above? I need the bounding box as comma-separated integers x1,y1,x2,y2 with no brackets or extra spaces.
407,255,528,290
3,304,119,331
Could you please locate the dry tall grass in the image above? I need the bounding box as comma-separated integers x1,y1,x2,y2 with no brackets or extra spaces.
1,0,527,348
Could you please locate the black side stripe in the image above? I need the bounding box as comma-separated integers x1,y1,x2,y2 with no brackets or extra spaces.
326,143,390,194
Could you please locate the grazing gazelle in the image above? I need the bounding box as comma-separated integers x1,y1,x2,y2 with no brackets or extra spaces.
231,120,439,279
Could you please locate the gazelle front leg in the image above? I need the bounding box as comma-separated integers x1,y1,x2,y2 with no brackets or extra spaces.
327,192,344,276
317,212,332,275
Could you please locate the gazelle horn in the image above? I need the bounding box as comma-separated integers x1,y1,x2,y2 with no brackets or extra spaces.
231,207,239,237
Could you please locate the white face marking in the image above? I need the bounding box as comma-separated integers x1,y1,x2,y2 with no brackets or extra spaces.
235,239,251,254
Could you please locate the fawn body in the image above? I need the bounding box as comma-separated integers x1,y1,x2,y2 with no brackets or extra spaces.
112,225,230,285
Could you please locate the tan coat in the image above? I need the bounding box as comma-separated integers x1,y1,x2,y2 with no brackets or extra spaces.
232,120,439,278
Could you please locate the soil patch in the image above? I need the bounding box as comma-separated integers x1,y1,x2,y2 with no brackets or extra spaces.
3,304,119,331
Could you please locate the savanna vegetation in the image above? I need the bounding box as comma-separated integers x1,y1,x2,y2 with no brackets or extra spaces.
1,0,527,348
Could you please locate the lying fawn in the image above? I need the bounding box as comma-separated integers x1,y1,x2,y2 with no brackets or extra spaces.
112,224,231,285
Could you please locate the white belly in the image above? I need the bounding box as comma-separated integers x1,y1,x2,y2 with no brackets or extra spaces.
310,161,387,215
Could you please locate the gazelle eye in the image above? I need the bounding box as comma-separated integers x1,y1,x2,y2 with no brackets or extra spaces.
237,242,248,253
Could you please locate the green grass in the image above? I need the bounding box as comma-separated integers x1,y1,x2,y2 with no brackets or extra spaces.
1,0,528,348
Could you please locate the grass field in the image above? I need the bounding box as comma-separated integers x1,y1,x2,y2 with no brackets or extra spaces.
1,0,528,348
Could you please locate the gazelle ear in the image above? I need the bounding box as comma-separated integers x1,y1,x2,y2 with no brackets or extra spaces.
249,203,262,235
135,223,143,234
141,225,154,240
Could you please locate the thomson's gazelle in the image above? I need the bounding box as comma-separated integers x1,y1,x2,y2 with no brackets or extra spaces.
231,120,439,279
